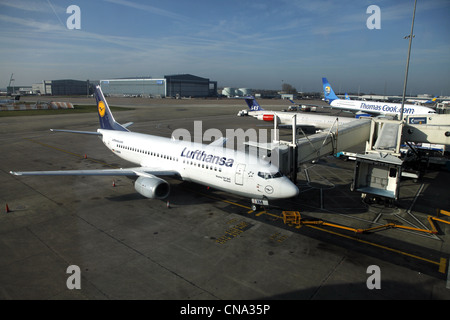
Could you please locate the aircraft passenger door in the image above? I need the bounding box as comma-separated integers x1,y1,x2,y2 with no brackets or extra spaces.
235,163,246,186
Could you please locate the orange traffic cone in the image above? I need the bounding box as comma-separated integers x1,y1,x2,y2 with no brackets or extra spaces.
112,180,116,187
5,203,10,213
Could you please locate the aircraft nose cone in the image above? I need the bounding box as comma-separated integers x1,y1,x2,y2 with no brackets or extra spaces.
283,180,299,198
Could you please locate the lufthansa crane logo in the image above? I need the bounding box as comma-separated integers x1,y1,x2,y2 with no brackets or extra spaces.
98,101,106,117
264,185,274,194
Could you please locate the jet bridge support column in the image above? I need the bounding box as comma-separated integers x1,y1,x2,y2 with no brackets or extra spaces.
290,115,298,184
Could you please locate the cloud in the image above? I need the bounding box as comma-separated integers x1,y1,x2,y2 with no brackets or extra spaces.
0,13,65,32
103,0,190,23
0,0,63,13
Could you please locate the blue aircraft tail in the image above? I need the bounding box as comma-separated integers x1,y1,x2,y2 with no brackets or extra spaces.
322,78,339,104
425,96,438,104
244,96,264,111
94,85,129,131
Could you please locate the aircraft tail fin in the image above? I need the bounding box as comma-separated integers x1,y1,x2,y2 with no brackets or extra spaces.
94,85,129,131
425,96,438,104
244,96,264,111
322,78,339,104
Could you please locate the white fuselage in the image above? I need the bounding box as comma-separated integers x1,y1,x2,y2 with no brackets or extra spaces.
99,129,299,200
248,110,355,128
329,99,435,116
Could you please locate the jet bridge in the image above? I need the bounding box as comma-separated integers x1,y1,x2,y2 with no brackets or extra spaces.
243,115,372,183
245,113,450,202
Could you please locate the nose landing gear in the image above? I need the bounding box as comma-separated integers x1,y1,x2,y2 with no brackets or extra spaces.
251,197,269,211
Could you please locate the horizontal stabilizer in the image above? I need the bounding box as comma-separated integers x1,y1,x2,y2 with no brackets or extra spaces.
50,129,102,135
122,122,134,128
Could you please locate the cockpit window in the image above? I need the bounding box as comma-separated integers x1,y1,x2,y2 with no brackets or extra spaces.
258,171,283,179
272,171,283,178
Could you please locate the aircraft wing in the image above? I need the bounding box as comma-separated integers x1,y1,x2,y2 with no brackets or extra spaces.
10,167,179,177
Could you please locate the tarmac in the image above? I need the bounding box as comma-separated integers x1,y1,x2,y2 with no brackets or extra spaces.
1,96,450,301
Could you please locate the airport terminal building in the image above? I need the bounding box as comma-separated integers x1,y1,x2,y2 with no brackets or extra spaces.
100,74,217,98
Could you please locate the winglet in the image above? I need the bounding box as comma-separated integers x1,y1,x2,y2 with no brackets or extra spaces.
208,137,228,147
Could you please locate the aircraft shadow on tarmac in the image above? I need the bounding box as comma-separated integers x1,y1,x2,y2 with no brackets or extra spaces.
105,180,226,206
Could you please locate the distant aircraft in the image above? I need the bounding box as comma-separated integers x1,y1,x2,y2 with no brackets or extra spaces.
407,96,439,105
238,96,355,130
0,95,20,104
425,96,438,104
322,78,436,117
11,86,298,204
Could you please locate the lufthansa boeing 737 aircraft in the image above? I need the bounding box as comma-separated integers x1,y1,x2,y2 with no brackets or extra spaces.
322,78,436,117
11,86,299,204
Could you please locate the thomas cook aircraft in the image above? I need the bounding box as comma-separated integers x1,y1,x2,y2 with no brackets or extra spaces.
11,86,299,206
322,78,436,117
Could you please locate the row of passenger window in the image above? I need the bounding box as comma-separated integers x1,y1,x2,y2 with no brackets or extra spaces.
116,144,179,162
117,143,223,172
116,143,280,179
182,159,222,172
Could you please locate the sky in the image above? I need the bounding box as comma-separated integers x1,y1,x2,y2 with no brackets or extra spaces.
0,0,449,95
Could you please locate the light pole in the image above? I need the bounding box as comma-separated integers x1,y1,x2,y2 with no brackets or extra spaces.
400,0,417,121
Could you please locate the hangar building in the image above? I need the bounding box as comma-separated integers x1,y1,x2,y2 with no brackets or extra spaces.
21,79,91,95
42,79,90,95
165,74,217,98
100,74,217,98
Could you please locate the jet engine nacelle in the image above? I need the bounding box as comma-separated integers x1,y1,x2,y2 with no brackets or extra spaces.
134,176,170,199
